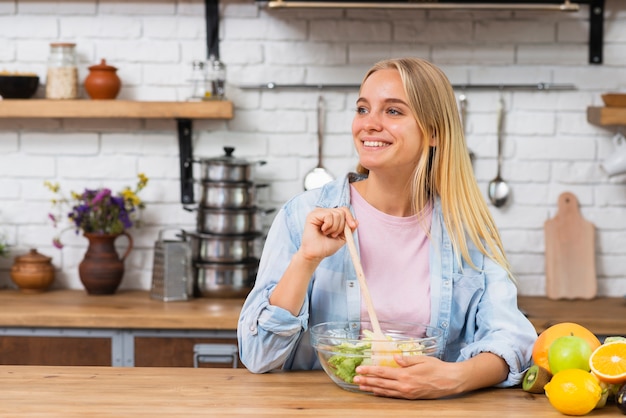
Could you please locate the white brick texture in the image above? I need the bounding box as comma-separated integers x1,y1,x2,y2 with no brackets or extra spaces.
0,0,625,297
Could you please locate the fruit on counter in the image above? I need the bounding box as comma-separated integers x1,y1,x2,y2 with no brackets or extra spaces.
590,373,611,409
617,383,626,414
604,336,626,343
544,369,602,416
522,364,552,393
532,322,601,373
548,335,593,374
589,340,626,385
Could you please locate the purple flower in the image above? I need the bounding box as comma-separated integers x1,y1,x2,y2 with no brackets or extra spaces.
92,188,111,205
52,237,64,249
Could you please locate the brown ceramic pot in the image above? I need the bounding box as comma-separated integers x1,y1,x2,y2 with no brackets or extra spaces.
84,59,121,100
10,249,55,293
78,232,133,295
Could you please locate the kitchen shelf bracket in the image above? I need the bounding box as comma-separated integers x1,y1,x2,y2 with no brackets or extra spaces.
177,118,195,204
588,0,604,64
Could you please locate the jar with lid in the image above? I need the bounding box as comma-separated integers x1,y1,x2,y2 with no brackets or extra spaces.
188,60,206,101
46,42,78,99
10,249,55,293
205,54,226,100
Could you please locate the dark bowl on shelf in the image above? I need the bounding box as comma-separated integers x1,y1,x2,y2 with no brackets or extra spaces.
0,75,40,99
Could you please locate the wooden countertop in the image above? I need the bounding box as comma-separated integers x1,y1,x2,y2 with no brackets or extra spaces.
0,289,243,330
517,296,626,336
1,290,625,336
0,367,617,417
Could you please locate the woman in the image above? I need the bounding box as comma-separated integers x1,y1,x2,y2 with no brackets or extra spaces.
237,57,537,399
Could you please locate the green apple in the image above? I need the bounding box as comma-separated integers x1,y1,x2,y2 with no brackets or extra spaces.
548,335,592,374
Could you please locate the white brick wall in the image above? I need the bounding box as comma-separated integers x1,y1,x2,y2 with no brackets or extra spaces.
1,0,625,297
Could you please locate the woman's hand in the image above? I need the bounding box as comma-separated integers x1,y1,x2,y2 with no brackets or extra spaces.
299,207,358,262
269,207,357,315
353,352,508,400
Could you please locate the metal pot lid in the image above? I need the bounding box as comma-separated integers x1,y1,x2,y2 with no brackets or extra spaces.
194,259,260,268
197,179,255,186
197,147,252,167
182,229,264,239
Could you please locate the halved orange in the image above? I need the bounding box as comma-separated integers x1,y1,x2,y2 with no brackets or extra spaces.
589,341,626,384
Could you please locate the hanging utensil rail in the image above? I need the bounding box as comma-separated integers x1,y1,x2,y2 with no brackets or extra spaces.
238,82,577,91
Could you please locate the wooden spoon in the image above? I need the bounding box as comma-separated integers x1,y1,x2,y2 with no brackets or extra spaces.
343,225,384,339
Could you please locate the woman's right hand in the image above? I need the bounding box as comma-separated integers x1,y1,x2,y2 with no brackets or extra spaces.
298,207,357,263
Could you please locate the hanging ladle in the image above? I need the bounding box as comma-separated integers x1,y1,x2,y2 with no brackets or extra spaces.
487,97,510,208
303,95,334,191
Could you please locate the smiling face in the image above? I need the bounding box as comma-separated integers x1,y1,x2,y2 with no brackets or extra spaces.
352,68,428,179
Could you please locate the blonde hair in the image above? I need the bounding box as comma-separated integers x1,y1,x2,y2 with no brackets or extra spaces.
357,57,514,280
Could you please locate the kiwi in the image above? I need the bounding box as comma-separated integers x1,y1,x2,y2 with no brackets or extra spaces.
522,364,552,394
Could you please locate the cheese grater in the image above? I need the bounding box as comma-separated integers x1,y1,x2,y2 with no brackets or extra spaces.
150,229,193,301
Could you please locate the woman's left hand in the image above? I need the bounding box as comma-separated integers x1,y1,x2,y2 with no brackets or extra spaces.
353,356,463,399
353,352,508,400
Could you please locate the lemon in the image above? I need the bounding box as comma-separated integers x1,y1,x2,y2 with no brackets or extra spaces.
544,369,602,416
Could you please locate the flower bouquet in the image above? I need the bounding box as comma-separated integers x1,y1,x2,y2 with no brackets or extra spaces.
44,174,148,295
45,173,148,248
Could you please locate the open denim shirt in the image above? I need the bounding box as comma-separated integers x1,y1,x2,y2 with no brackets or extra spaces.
237,173,537,387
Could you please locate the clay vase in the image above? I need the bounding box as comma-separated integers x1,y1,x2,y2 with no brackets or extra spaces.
10,249,55,293
84,59,121,100
79,232,133,295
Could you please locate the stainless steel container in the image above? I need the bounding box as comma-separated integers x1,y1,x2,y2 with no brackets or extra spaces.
182,230,262,263
195,147,265,183
194,260,257,298
196,207,273,235
199,181,267,209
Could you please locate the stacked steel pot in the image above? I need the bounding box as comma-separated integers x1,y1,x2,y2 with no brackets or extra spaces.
182,147,269,298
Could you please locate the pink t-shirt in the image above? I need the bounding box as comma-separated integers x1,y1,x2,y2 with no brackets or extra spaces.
350,185,431,326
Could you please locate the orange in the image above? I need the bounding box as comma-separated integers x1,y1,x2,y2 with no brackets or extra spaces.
544,369,602,415
589,341,626,384
532,322,601,372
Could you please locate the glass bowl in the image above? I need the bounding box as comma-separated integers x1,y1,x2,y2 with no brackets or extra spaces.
310,321,444,393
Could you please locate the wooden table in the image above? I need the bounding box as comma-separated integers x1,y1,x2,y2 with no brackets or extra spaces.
517,296,626,336
0,367,618,417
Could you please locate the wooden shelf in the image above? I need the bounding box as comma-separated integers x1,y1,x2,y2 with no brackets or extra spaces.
0,99,233,119
587,106,626,127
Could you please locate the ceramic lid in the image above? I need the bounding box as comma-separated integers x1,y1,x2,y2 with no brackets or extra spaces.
15,249,52,264
88,59,118,71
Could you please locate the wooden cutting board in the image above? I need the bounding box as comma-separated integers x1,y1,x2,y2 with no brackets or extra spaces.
544,192,597,300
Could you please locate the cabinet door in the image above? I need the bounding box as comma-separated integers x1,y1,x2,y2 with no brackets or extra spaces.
134,337,242,368
0,336,111,366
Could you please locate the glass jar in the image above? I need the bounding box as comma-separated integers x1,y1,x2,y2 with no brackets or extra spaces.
188,60,206,101
46,42,78,99
205,54,226,100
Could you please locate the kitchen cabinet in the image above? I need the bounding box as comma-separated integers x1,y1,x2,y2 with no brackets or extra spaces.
0,290,243,367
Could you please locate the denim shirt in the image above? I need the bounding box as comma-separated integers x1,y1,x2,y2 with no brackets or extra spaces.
237,174,537,387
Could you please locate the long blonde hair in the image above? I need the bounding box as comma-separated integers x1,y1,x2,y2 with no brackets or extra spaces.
357,57,514,280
